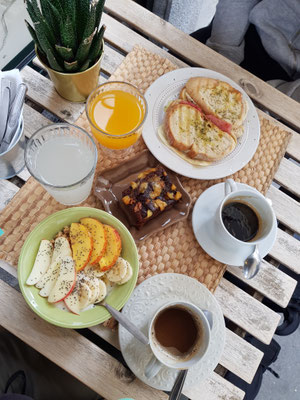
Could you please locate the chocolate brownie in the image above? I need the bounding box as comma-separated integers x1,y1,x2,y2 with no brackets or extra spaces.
121,166,182,228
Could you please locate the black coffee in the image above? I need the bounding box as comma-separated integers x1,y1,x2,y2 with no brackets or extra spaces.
222,202,259,242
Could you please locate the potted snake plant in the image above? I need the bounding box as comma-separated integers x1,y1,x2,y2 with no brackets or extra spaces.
25,0,106,102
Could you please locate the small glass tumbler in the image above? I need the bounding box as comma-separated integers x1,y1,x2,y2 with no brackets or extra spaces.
25,123,97,205
86,81,147,157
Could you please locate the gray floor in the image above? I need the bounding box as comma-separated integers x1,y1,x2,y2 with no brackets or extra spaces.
155,1,300,399
256,328,300,399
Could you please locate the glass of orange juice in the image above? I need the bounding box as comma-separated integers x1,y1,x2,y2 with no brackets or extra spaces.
86,81,147,154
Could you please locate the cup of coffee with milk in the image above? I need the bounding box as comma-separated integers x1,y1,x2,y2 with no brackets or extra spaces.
144,301,211,379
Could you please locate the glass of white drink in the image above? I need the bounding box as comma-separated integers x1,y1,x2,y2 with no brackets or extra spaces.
25,123,98,205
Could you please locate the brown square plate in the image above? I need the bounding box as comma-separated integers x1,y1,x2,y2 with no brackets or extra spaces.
94,150,191,242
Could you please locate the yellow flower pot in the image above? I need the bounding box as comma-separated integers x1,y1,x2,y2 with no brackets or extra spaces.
36,46,103,102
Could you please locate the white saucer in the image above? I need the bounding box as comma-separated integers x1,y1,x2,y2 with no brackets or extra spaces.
192,182,277,267
118,273,225,391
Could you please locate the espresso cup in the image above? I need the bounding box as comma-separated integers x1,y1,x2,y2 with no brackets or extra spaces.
215,179,276,249
144,301,211,379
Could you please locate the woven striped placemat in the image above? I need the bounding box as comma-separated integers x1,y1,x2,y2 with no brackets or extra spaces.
0,46,291,296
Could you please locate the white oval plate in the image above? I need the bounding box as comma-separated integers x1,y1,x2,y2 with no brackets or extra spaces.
119,273,225,391
143,68,260,180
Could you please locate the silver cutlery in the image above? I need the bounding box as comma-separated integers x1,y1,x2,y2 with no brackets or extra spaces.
97,300,150,345
243,244,261,279
0,78,11,145
0,83,27,154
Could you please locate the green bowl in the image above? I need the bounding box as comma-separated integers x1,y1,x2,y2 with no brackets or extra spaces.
18,207,139,328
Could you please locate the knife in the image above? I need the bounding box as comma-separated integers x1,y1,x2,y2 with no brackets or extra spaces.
0,83,27,153
0,79,11,145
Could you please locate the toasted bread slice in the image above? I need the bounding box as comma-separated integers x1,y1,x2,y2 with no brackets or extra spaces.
185,77,247,131
180,87,234,136
164,101,236,162
157,124,211,166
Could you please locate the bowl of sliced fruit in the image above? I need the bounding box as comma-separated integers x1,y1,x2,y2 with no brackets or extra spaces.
18,207,139,328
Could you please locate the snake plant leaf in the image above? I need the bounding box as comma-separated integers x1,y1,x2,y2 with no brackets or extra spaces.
28,0,43,20
40,0,58,40
47,1,75,51
82,3,96,40
25,19,39,46
25,0,40,23
25,20,45,58
65,0,77,43
64,60,78,72
79,59,91,72
89,25,105,64
46,1,63,32
76,28,97,65
25,0,106,74
60,15,76,51
26,0,56,47
33,21,63,72
46,49,64,72
40,17,56,47
95,0,105,31
65,0,76,25
49,0,64,18
55,45,74,62
33,21,52,55
76,0,90,42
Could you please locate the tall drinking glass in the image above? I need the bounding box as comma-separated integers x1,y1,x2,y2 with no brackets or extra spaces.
25,123,97,205
86,81,147,155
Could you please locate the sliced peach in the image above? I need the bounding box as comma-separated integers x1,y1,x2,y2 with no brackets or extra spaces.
70,223,93,271
80,217,107,264
99,225,122,271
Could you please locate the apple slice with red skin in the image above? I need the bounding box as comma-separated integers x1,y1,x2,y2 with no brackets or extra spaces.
70,223,93,271
48,256,76,303
99,225,122,272
64,287,80,315
80,217,107,265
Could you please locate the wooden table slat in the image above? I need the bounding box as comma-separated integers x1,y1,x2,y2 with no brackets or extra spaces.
215,278,281,344
90,321,262,385
286,130,300,161
0,280,168,400
227,261,297,308
101,44,125,75
23,103,53,138
17,167,31,182
105,0,300,131
267,185,300,235
0,180,19,212
102,13,187,68
0,279,245,400
0,258,264,387
21,66,84,124
221,329,263,384
256,110,300,162
274,157,300,197
269,229,300,273
185,372,245,400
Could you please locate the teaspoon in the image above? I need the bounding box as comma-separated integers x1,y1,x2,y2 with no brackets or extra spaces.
243,244,261,279
169,310,213,400
97,301,150,345
169,369,188,400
